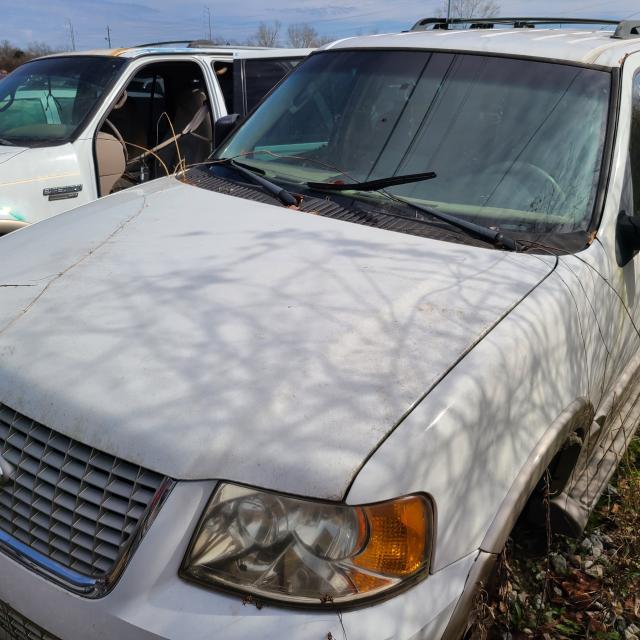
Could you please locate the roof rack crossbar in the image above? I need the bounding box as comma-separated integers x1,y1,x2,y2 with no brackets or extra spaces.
134,39,264,49
135,40,194,47
411,17,621,32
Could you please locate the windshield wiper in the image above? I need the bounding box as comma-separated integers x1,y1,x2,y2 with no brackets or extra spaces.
393,197,521,252
306,171,437,192
305,171,520,251
220,158,300,207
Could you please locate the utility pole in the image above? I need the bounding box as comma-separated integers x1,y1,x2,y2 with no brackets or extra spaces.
205,6,212,41
105,25,112,48
446,0,452,24
66,18,76,51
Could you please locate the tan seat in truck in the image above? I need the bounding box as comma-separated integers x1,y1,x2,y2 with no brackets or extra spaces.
95,132,126,196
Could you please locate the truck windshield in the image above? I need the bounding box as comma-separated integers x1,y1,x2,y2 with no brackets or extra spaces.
0,56,125,146
217,50,612,235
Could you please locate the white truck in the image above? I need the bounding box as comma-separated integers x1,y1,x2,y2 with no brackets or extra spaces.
2,15,640,640
0,42,311,233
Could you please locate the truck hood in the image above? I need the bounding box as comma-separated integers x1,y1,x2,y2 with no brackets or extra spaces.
0,178,555,499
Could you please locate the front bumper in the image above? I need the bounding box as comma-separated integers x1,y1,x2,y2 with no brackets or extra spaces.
0,482,477,640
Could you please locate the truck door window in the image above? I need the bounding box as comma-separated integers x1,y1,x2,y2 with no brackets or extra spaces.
244,58,303,113
213,61,234,113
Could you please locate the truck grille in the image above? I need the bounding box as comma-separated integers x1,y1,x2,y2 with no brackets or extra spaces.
0,403,166,578
0,600,59,640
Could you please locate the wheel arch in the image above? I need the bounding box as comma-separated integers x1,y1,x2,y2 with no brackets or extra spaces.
440,396,594,640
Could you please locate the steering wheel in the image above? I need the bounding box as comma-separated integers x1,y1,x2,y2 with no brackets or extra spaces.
488,160,566,200
0,90,15,113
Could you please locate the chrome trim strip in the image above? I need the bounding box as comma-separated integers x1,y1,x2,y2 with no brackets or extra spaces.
0,529,96,589
0,477,175,598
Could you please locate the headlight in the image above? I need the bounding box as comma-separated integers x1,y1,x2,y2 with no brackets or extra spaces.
180,483,434,607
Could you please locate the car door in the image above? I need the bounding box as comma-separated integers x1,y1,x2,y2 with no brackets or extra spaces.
553,52,640,520
599,54,640,383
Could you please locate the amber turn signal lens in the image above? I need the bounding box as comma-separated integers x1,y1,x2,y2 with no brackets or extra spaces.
354,495,430,577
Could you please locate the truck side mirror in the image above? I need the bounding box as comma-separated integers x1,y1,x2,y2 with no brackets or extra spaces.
214,114,241,148
616,211,640,266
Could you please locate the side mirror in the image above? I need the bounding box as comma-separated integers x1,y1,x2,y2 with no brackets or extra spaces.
214,114,241,148
616,211,640,266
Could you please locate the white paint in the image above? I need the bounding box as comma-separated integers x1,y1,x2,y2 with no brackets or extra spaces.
327,28,640,67
480,30,524,38
0,141,94,224
567,36,603,44
533,33,574,41
2,29,640,640
0,181,552,499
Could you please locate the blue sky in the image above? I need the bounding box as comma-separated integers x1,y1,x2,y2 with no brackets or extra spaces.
2,0,640,50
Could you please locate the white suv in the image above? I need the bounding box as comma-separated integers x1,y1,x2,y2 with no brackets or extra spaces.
1,16,640,640
0,42,311,232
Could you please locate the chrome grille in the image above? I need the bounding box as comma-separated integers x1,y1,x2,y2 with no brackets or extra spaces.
0,403,165,578
0,600,59,640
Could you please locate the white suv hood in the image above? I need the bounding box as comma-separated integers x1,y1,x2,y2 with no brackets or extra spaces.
0,178,554,499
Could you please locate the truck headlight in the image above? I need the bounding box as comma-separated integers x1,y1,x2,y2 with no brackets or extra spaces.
180,482,434,607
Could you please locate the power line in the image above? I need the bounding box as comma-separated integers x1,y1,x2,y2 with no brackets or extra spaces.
66,18,76,51
205,6,213,40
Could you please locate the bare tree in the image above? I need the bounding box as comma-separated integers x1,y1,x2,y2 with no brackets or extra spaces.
287,23,333,48
0,40,58,72
251,21,281,47
439,0,501,20
25,41,55,58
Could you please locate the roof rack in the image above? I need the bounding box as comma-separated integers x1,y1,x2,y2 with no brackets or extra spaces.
133,40,267,49
613,21,640,39
410,17,640,39
135,40,196,47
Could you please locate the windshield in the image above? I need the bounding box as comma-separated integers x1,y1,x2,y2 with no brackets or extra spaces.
0,56,125,145
218,50,611,235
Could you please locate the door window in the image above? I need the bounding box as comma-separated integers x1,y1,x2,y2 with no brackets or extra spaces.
244,58,303,113
212,61,234,113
